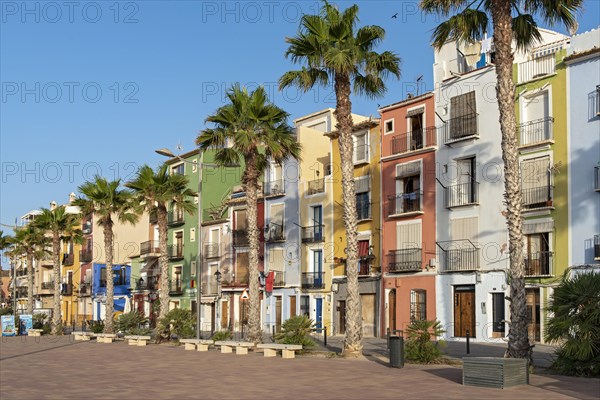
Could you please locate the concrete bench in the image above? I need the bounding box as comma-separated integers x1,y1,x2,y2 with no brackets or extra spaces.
214,341,255,355
256,343,303,359
28,329,43,337
179,339,214,351
72,331,96,341
124,335,152,346
96,333,117,343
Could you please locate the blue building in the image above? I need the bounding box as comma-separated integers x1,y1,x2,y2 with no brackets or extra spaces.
91,263,132,321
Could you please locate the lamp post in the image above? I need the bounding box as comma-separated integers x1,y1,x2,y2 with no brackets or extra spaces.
155,147,238,340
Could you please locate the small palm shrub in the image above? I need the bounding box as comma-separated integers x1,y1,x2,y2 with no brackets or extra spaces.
545,272,600,377
116,311,148,335
211,330,232,341
90,320,105,334
33,313,51,334
274,316,315,347
405,319,446,364
158,309,195,340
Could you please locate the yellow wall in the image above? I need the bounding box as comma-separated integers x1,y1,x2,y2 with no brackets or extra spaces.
61,241,82,324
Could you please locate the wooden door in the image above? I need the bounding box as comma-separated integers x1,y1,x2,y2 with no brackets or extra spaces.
210,303,216,333
361,294,376,337
388,290,396,332
275,297,282,333
221,300,229,330
289,296,297,318
338,300,346,335
527,289,540,342
454,287,475,337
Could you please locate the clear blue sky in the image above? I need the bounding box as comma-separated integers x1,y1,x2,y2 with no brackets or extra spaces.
1,1,599,249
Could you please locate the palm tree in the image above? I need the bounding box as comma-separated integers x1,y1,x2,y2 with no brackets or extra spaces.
74,177,139,334
11,225,49,314
126,164,196,321
0,231,11,252
34,206,82,334
197,84,301,344
420,0,582,361
279,1,400,356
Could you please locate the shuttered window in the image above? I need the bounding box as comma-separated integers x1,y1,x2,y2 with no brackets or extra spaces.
270,203,284,227
449,91,477,138
268,248,285,272
521,156,551,206
235,209,247,230
450,216,479,244
396,221,422,249
355,175,371,193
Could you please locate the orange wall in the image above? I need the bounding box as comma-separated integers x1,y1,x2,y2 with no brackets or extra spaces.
383,274,436,334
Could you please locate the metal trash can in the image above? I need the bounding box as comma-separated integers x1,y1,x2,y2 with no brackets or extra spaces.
389,335,404,368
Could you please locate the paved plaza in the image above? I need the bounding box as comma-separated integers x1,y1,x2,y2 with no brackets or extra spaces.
1,336,599,400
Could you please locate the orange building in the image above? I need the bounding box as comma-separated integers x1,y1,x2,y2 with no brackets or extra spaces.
379,92,438,336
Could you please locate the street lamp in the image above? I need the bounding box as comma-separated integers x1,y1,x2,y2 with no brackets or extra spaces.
155,147,238,339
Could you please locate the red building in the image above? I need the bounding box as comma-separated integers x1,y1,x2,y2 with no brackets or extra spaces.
379,92,438,336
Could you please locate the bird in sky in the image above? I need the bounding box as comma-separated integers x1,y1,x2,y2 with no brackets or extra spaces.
391,13,398,19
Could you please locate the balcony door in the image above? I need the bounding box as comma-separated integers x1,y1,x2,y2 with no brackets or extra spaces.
524,233,550,275
457,157,476,205
175,231,183,257
408,109,424,149
521,156,551,208
312,250,323,287
312,205,322,241
450,91,477,139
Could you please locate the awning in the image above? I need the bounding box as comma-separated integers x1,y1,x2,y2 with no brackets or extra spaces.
114,298,126,312
359,240,370,257
523,219,554,235
406,108,424,118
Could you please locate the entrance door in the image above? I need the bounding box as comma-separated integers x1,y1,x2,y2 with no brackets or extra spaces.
289,296,297,318
221,300,229,330
388,290,397,332
526,289,541,342
315,298,323,329
361,294,376,337
275,297,282,333
337,300,346,335
454,286,476,337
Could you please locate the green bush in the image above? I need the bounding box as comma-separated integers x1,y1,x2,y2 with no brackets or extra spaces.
115,311,149,335
0,307,13,316
274,315,315,347
545,272,600,377
211,330,233,341
158,309,195,340
90,320,105,334
33,313,51,334
404,319,446,364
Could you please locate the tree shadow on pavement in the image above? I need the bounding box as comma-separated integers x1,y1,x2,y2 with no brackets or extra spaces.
421,367,463,384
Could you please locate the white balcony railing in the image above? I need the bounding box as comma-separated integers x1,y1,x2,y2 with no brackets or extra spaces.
518,55,555,84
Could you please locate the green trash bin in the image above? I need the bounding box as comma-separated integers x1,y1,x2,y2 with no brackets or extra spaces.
389,335,404,368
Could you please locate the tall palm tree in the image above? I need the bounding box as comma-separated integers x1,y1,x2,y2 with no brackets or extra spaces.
11,225,49,314
197,84,301,344
420,0,582,361
0,230,11,252
126,165,196,321
74,177,139,334
279,1,400,356
34,206,82,334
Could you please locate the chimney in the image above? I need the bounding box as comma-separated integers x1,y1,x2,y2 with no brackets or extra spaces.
69,192,76,204
50,201,57,211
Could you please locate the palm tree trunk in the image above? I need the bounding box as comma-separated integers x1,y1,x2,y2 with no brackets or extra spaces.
157,206,170,321
26,252,34,315
103,222,115,333
52,234,62,334
244,155,262,344
490,0,530,361
335,72,362,357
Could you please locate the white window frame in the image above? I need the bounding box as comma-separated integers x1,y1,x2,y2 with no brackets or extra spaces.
384,118,395,135
353,130,369,164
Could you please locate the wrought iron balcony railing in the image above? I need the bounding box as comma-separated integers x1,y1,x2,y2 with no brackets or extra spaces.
301,225,324,243
168,244,184,260
141,240,160,256
387,248,422,273
442,113,478,144
301,272,325,289
524,251,553,277
518,117,554,146
522,186,553,210
444,182,479,208
264,179,285,197
41,281,54,290
136,276,159,291
169,279,183,295
390,126,437,155
62,253,74,266
265,224,285,243
167,210,185,226
442,248,480,272
387,192,422,216
204,243,220,258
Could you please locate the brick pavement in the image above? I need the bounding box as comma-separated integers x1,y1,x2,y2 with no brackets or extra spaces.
1,336,598,400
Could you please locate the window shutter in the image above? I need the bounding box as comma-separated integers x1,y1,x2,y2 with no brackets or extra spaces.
396,161,421,179
355,175,371,193
268,248,285,272
396,221,422,249
450,216,479,244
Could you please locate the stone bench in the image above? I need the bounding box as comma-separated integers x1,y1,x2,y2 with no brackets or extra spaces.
72,331,96,341
179,339,214,351
256,343,302,359
124,335,152,346
96,333,117,343
214,341,255,355
28,329,43,337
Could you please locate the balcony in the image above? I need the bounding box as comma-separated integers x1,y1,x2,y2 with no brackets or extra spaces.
79,283,90,295
522,186,553,210
387,249,422,273
169,279,183,295
442,113,479,144
518,54,555,84
353,143,370,164
264,179,285,197
391,127,437,155
273,271,285,287
356,201,372,221
233,229,249,247
141,240,160,256
594,235,600,260
62,253,74,266
444,182,479,208
265,224,285,243
595,167,600,192
301,272,325,289
307,178,325,195
442,248,480,272
136,276,159,291
167,244,184,261
61,283,73,296
204,243,220,258
524,251,553,277
167,210,185,226
344,261,371,276
301,225,324,243
41,281,54,290
518,117,554,147
387,192,422,216
80,249,93,263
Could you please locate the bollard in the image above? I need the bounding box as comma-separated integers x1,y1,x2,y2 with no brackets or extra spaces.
389,336,404,368
324,326,327,347
466,330,470,354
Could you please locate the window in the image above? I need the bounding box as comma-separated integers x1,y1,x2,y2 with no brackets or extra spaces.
355,175,371,220
384,119,394,134
171,163,184,175
407,109,424,150
521,156,552,209
449,91,477,140
190,228,196,242
392,161,421,214
410,289,426,322
353,132,369,164
524,232,551,276
300,295,310,317
235,252,249,285
268,203,285,241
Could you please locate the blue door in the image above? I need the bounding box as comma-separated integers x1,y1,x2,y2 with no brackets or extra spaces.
315,298,323,329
